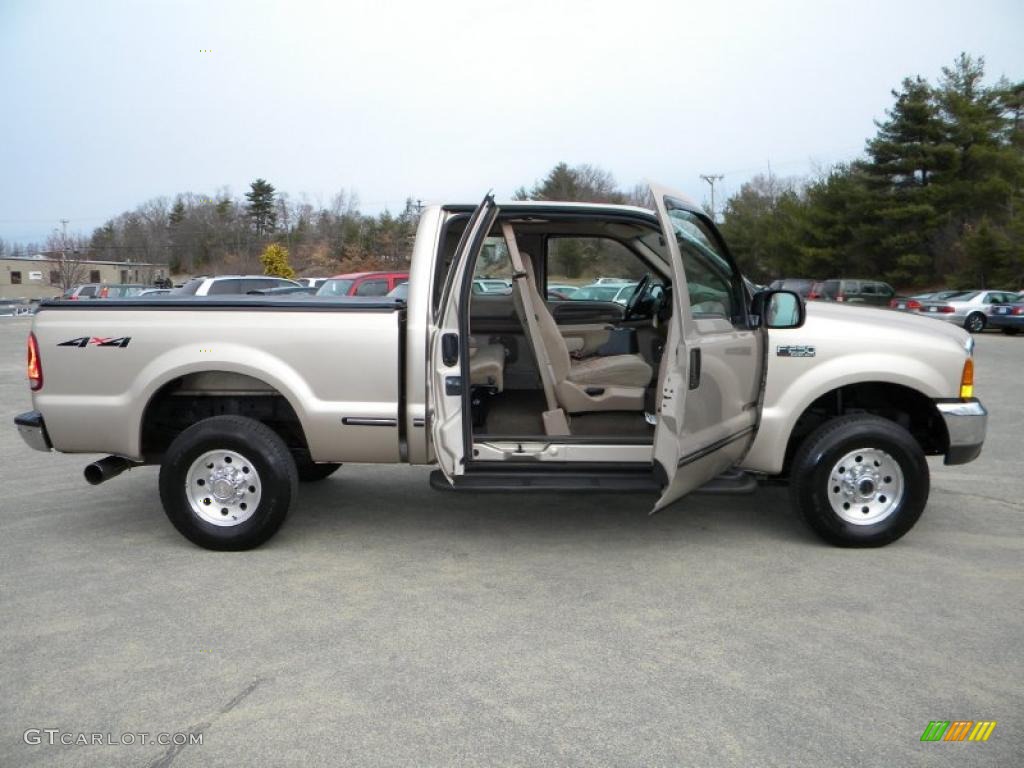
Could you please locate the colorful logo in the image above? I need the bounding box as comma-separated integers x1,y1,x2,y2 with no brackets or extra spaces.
921,721,997,742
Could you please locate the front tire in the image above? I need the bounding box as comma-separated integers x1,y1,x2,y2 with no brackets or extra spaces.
965,312,986,333
789,415,929,547
159,416,298,550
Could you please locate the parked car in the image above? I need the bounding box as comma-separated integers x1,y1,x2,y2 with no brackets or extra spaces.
570,283,638,304
62,284,103,300
316,271,409,298
473,278,512,294
986,294,1024,335
768,278,815,298
0,299,35,316
807,279,895,306
295,277,330,290
547,283,580,300
98,284,147,299
139,288,172,297
246,285,317,296
16,186,986,552
889,290,962,311
916,289,1020,333
174,275,302,296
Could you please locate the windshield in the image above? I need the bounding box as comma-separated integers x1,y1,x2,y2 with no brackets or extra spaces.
317,279,355,297
572,285,624,302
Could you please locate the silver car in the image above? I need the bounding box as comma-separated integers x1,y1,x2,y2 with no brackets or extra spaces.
917,289,1020,333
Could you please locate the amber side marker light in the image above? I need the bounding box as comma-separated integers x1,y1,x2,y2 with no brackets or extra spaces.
959,357,974,400
27,332,42,391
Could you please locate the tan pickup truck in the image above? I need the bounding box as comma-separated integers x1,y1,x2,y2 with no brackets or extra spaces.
15,186,987,550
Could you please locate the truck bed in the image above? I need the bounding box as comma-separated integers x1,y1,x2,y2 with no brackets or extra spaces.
30,296,406,463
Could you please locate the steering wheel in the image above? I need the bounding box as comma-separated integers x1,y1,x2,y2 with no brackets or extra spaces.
623,274,652,321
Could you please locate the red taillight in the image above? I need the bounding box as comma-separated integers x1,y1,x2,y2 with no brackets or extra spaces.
907,300,921,310
938,305,955,314
1013,307,1024,316
27,332,42,391
889,299,898,308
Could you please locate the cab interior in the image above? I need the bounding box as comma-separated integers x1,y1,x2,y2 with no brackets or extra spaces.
437,210,676,444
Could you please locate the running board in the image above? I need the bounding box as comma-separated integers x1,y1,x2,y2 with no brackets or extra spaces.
429,467,758,495
429,469,661,493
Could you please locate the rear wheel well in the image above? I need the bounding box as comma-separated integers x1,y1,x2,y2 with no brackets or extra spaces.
141,372,310,463
781,382,949,477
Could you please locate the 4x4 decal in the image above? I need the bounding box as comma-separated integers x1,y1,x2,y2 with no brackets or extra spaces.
58,336,132,348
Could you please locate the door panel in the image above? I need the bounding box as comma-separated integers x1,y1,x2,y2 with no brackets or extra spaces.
430,194,498,481
649,183,764,511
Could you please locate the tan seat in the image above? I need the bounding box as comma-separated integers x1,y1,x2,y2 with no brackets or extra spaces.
512,256,652,413
468,339,505,392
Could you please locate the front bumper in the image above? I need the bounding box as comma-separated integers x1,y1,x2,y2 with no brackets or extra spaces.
15,410,52,452
935,399,987,465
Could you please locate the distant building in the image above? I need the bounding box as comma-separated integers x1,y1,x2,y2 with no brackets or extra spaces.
0,253,169,299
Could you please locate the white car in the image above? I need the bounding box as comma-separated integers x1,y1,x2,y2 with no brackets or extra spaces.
174,275,302,296
916,289,1020,333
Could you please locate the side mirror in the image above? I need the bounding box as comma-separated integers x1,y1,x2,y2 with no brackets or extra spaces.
752,289,805,329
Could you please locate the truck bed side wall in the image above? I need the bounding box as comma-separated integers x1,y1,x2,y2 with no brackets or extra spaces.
31,306,402,463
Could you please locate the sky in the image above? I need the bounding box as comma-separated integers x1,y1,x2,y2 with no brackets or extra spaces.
1,0,1022,246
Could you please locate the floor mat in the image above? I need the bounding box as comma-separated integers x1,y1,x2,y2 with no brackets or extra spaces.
477,389,654,438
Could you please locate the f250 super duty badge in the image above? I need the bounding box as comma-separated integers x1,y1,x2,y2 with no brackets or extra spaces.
58,336,132,348
777,344,815,358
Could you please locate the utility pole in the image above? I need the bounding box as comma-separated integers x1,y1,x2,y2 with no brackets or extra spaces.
59,218,69,260
699,175,724,222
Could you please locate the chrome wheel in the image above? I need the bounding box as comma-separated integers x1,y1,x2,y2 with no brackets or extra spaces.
965,313,985,333
185,449,261,526
827,447,904,525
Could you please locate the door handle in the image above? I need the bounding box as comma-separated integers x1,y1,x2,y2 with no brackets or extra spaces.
441,333,459,367
688,348,701,390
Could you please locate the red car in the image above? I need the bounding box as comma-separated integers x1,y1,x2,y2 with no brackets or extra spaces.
316,271,409,297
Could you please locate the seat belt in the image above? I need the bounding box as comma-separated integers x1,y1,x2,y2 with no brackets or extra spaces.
502,222,570,436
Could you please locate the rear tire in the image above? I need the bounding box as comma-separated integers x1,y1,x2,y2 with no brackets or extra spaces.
790,415,929,547
296,460,341,482
159,416,298,550
965,312,986,333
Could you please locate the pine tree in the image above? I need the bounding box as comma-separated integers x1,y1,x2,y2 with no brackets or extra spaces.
246,178,277,237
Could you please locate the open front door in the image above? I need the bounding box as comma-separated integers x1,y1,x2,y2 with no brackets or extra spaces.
430,193,498,482
650,183,764,511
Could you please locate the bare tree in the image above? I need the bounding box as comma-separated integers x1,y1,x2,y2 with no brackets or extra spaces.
45,231,91,292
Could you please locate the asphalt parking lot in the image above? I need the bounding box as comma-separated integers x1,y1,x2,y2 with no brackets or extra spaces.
0,317,1021,767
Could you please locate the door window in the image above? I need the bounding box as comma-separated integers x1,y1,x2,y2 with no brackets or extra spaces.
355,279,388,296
662,205,745,324
207,279,241,295
546,237,647,301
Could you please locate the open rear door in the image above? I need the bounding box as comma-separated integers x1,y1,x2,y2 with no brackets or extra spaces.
650,183,763,511
430,194,498,482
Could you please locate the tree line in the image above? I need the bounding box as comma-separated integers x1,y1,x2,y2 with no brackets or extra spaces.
2,53,1018,289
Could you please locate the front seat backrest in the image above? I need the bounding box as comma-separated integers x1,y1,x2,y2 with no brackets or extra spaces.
512,254,571,385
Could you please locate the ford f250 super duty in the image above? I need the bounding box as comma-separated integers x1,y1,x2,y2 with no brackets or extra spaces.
15,185,988,550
